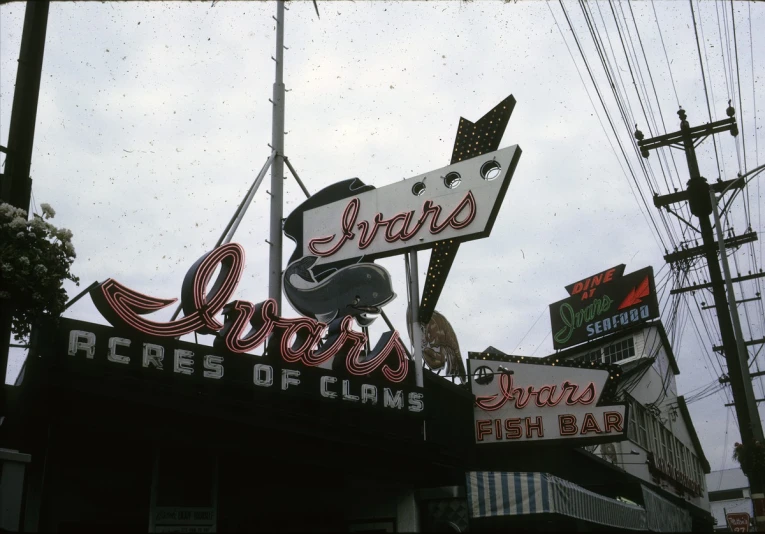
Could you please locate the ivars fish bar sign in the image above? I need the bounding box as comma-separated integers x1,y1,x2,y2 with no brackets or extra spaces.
469,358,627,445
549,265,660,350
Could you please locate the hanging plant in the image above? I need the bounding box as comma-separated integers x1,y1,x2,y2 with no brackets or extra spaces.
0,202,79,341
733,440,765,479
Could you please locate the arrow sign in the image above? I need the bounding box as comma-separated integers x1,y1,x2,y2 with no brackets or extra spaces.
618,276,651,310
302,145,521,266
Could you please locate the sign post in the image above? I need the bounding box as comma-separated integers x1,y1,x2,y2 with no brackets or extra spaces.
407,251,424,388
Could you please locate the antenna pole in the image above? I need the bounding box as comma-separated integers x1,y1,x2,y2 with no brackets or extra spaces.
268,0,286,313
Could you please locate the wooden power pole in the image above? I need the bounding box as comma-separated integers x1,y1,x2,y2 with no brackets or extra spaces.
637,107,765,529
0,1,50,385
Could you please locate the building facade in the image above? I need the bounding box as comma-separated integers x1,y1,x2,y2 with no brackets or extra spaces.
545,320,712,525
0,316,717,532
706,468,754,531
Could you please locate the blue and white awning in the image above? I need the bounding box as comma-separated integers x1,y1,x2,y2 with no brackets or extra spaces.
466,472,648,531
642,485,692,532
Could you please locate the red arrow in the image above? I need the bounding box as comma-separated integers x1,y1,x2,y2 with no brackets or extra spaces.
618,276,650,310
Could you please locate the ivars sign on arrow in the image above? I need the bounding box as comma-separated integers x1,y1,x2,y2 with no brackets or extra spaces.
301,145,522,266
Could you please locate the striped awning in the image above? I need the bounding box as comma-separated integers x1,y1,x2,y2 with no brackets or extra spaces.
642,485,692,532
466,472,647,531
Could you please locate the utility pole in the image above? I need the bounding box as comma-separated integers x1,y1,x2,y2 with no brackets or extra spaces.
637,107,765,528
0,1,50,385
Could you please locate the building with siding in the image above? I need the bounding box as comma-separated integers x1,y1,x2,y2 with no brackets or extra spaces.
544,319,711,522
706,468,753,531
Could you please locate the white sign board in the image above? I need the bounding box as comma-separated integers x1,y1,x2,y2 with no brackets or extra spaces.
469,359,627,444
155,527,215,533
302,145,520,265
154,507,216,532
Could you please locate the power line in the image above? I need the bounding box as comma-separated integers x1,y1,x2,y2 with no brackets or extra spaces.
730,0,748,172
513,308,546,354
577,0,681,248
549,0,669,252
689,0,725,180
627,0,684,189
714,0,732,105
618,1,691,239
650,0,680,108
750,1,760,169
545,0,664,257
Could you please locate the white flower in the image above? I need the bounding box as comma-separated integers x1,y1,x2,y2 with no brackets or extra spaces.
0,203,27,220
8,216,28,230
18,256,30,266
40,203,56,219
55,228,73,243
34,264,48,275
30,217,47,232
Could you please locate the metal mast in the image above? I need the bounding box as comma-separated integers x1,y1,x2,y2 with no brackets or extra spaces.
268,0,286,312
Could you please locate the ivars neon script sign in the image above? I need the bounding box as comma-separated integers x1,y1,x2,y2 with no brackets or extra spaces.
469,358,627,444
91,243,409,383
301,145,521,266
308,192,477,258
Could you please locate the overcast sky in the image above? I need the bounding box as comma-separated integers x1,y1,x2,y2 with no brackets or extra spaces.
2,0,763,475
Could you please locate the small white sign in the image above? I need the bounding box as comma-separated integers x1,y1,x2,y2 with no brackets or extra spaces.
303,146,520,265
153,507,215,527
469,359,627,444
154,527,215,533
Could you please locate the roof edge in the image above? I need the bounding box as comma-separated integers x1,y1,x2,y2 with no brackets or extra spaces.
542,320,681,375
677,395,711,473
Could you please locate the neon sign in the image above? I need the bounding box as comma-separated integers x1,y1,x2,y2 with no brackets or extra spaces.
308,192,477,257
469,358,627,445
91,243,409,383
475,373,596,411
299,145,521,266
549,265,660,350
58,317,425,415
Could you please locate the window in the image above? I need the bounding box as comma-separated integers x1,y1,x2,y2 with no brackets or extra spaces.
709,489,745,502
660,428,669,463
651,419,662,457
603,337,636,364
636,405,649,448
688,456,697,484
668,432,676,465
628,403,638,443
695,458,702,486
582,349,602,365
